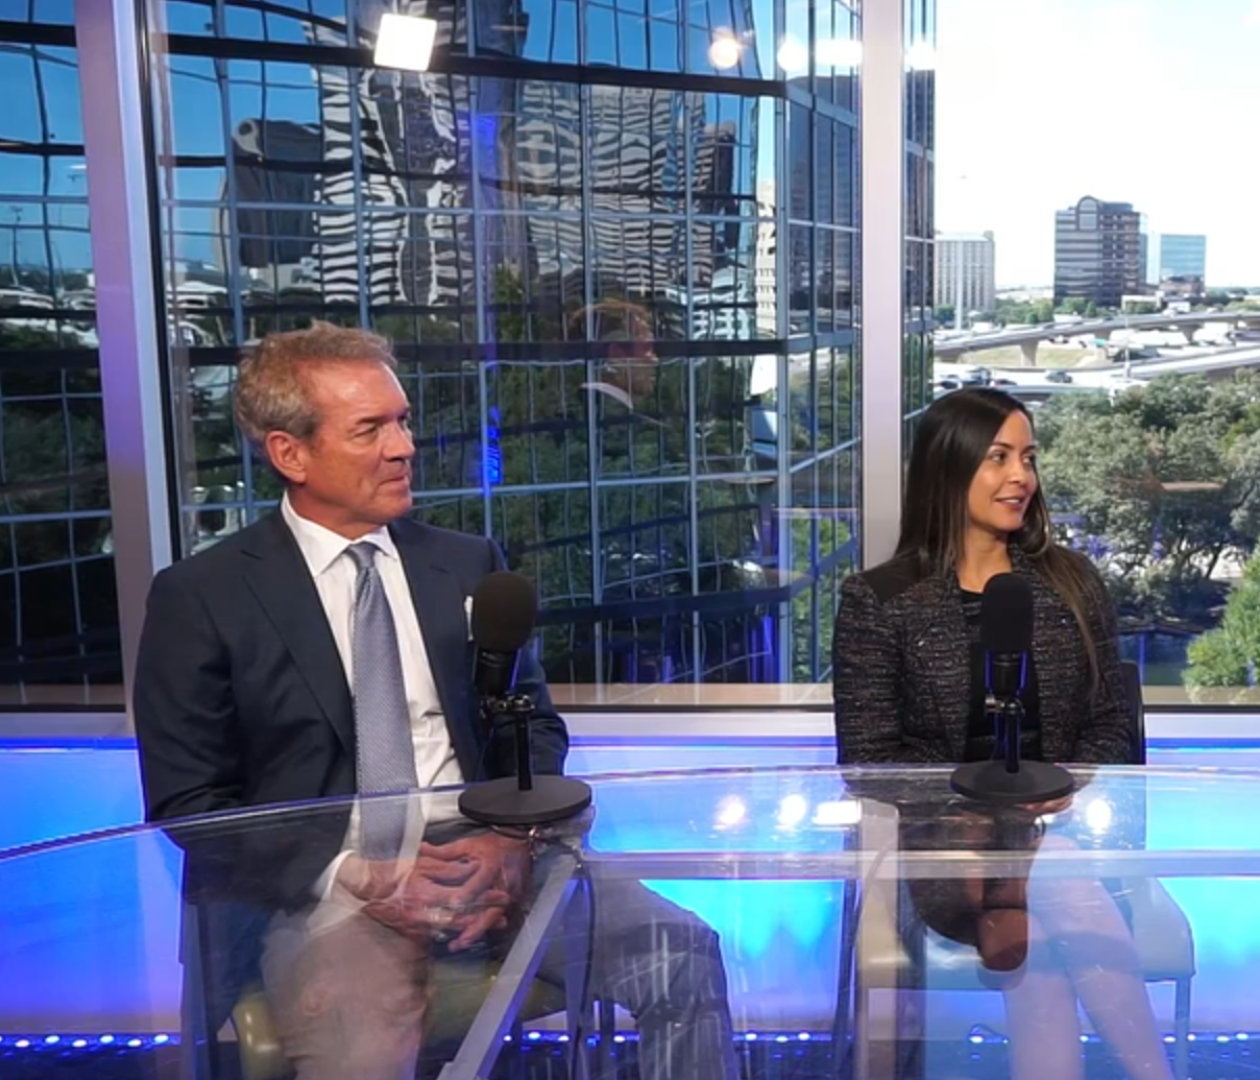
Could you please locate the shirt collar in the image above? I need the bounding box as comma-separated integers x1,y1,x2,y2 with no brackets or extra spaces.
281,493,399,578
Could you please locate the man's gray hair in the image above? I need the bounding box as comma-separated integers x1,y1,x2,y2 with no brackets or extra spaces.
233,321,397,451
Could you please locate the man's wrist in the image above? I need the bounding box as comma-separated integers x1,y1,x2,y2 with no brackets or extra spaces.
315,849,357,902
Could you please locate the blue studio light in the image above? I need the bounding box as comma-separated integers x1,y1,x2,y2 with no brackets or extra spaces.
0,1032,181,1053
5,1028,1257,1053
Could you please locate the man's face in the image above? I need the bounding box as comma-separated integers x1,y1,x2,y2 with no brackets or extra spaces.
277,360,415,538
602,337,659,402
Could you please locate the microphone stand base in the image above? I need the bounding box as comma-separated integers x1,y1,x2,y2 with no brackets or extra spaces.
459,775,593,827
949,760,1075,804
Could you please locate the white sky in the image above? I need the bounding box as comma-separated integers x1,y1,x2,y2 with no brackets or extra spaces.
935,0,1260,287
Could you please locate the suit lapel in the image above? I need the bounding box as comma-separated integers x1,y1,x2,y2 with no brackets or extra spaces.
390,523,482,775
240,514,354,753
1013,550,1078,755
905,576,971,760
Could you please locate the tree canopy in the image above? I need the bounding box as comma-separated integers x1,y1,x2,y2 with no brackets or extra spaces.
1036,373,1260,637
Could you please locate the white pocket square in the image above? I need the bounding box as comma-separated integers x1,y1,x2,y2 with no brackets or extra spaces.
464,595,474,640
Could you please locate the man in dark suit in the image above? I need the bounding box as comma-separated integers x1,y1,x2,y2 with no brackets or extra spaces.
134,323,738,1080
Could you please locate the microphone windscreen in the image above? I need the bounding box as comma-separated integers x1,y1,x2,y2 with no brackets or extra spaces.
471,571,537,652
979,573,1034,653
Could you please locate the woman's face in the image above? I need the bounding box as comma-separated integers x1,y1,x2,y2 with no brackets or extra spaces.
966,410,1039,540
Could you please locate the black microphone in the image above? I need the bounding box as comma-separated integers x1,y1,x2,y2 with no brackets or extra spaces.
458,570,593,827
950,573,1075,804
980,573,1033,705
471,571,536,703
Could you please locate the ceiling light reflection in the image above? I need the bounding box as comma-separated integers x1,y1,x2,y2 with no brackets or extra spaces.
776,36,808,73
708,32,742,70
813,799,862,826
1084,797,1114,834
715,795,748,829
374,13,438,72
777,793,809,829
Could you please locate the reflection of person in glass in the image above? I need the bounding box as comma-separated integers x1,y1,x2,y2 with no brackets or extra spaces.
579,300,661,413
833,389,1173,1080
133,323,738,1080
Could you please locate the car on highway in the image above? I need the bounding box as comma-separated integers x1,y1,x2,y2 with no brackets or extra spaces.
1046,369,1074,384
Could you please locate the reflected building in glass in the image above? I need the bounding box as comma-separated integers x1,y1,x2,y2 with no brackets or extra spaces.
147,0,900,690
0,8,119,704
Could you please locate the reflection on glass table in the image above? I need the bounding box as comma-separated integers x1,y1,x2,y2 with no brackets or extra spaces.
3,766,1260,1079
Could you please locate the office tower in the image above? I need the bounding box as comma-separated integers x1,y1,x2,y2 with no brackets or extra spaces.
1148,233,1208,289
1054,196,1144,307
934,232,996,321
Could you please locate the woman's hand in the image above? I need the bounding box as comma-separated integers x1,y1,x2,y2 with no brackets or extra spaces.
1017,794,1074,816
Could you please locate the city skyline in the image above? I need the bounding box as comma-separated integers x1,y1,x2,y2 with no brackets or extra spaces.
936,0,1260,288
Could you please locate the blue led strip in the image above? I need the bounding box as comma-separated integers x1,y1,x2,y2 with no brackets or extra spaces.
2,1029,1251,1053
0,1033,173,1051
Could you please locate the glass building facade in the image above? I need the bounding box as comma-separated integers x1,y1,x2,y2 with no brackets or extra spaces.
0,0,1021,710
0,4,121,706
902,0,934,440
146,0,870,690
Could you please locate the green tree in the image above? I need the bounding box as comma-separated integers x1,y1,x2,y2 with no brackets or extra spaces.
1184,552,1260,690
1037,373,1260,633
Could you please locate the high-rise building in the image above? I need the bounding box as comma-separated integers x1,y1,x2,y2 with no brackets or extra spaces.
755,180,777,339
1148,233,1208,286
1054,196,1145,307
934,232,996,320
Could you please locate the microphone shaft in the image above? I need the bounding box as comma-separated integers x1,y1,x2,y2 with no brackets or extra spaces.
1004,700,1022,774
507,696,534,792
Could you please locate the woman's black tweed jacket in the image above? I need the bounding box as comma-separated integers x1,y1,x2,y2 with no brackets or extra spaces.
832,545,1131,766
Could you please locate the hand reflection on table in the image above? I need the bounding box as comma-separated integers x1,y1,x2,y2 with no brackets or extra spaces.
261,828,536,1080
258,818,739,1080
343,832,531,952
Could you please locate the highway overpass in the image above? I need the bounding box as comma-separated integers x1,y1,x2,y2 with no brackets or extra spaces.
935,311,1260,364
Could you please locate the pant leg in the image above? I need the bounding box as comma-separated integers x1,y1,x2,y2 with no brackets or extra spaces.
535,865,739,1080
260,911,430,1080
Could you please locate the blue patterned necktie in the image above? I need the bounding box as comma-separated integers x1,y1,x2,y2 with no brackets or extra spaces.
346,542,418,860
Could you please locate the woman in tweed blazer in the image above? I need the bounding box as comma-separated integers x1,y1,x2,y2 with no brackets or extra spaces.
833,542,1132,764
833,389,1173,1080
834,393,1130,767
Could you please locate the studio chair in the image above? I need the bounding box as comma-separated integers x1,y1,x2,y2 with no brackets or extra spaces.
833,661,1196,1080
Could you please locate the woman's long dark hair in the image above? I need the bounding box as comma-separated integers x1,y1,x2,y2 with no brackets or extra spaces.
897,388,1102,689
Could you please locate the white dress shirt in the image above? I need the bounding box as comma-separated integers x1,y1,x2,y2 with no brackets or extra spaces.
280,496,465,922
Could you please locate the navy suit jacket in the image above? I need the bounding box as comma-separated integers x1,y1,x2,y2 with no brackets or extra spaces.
134,511,568,908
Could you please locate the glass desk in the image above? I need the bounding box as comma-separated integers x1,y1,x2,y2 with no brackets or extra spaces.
2,765,1260,1079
